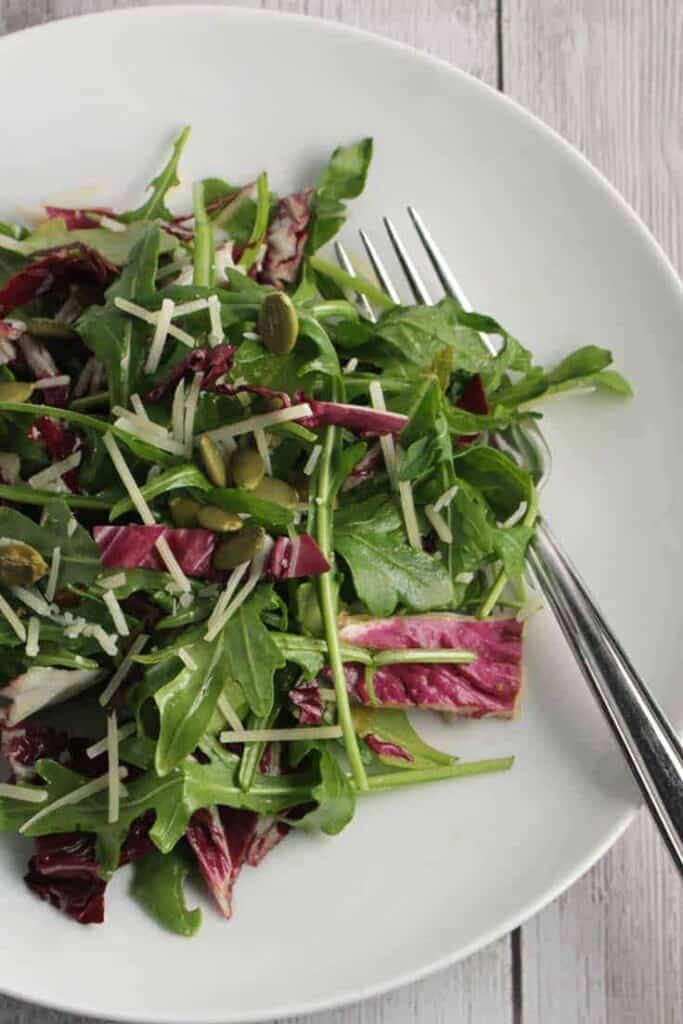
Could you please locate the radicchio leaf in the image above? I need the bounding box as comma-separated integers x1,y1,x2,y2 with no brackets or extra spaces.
144,344,236,402
44,206,115,230
25,833,106,924
267,534,330,581
260,190,312,289
300,400,407,438
0,722,68,782
28,415,82,490
338,614,523,717
0,243,116,317
93,525,216,577
186,806,258,919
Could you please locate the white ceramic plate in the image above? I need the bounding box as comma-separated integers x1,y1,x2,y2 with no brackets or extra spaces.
0,6,681,1022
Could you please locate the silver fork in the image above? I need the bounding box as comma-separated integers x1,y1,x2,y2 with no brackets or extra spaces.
336,213,683,874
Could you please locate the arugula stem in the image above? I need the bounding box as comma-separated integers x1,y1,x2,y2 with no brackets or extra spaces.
372,648,476,666
237,708,277,792
0,483,110,510
477,494,539,619
238,172,269,271
71,391,109,411
192,182,214,288
309,257,396,311
311,417,368,792
357,757,514,792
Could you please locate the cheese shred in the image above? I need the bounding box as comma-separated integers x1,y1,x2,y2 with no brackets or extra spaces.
25,616,40,657
425,503,453,544
219,725,342,743
20,768,128,834
102,589,130,637
45,547,61,602
146,297,175,375
99,635,149,706
0,783,48,804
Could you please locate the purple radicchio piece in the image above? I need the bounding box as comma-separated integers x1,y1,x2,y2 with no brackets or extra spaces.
267,534,330,581
0,722,68,781
299,400,407,438
338,614,524,717
259,190,313,289
0,243,116,317
186,806,258,919
93,525,216,577
25,833,106,925
144,344,235,402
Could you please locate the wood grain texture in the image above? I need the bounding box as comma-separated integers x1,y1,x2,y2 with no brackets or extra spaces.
0,3,680,1024
505,2,683,1023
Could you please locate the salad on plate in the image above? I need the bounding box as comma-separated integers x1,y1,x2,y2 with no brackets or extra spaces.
0,129,630,934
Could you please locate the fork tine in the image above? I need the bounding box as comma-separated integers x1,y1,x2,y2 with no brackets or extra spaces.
406,206,497,358
358,229,401,304
383,216,431,305
407,206,470,308
334,241,376,321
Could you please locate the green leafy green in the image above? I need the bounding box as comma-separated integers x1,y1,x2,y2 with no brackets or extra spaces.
0,501,100,588
220,587,285,717
207,487,295,531
132,848,201,937
351,707,456,770
306,138,373,252
21,218,176,265
121,126,191,223
110,463,211,520
292,748,355,835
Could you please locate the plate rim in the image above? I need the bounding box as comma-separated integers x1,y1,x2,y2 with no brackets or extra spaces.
0,6,680,1022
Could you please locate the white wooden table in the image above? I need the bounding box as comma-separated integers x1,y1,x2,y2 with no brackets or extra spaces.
0,2,680,1021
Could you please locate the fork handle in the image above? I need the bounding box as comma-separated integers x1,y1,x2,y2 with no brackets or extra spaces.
527,520,683,875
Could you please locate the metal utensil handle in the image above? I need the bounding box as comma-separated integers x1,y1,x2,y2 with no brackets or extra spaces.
527,520,683,874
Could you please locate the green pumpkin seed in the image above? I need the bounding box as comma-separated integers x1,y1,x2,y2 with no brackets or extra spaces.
230,448,265,491
0,540,48,586
198,434,227,487
197,506,244,533
257,291,299,355
0,381,34,403
213,526,266,570
169,497,201,528
252,476,299,510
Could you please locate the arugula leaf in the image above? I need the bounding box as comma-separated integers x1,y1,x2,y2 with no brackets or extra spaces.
233,314,340,394
455,445,532,521
292,748,355,835
132,848,201,937
110,463,211,521
192,180,214,288
335,516,454,617
78,225,161,407
351,707,456,770
0,500,100,587
306,138,373,252
492,345,632,407
153,636,226,776
120,126,191,223
220,587,285,717
238,172,269,271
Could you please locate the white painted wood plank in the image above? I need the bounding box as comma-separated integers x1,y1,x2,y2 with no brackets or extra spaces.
505,2,683,1023
0,6,509,1024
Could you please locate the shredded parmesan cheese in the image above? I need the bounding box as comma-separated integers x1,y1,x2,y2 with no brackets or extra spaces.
106,712,120,824
99,572,127,591
11,586,51,617
98,214,126,233
25,616,40,657
253,427,272,476
0,782,47,803
102,589,130,637
205,539,273,642
205,403,313,445
398,479,422,549
44,548,61,602
114,297,194,348
172,297,210,317
369,381,399,489
103,433,155,525
183,372,202,457
303,444,323,477
205,562,250,640
19,769,128,834
208,294,224,346
219,725,343,743
113,417,186,455
217,694,243,731
85,623,118,656
28,451,81,490
171,379,186,444
130,393,148,419
343,357,358,374
99,634,149,706
455,571,475,584
32,375,71,391
177,647,197,670
86,721,136,759
155,536,191,593
433,485,459,514
425,503,453,544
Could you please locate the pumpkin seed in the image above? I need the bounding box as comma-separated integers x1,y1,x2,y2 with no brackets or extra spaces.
0,381,34,403
230,448,265,491
26,318,80,342
0,540,48,586
169,497,201,528
198,434,227,487
214,526,266,570
253,476,299,510
197,506,244,533
257,291,298,354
